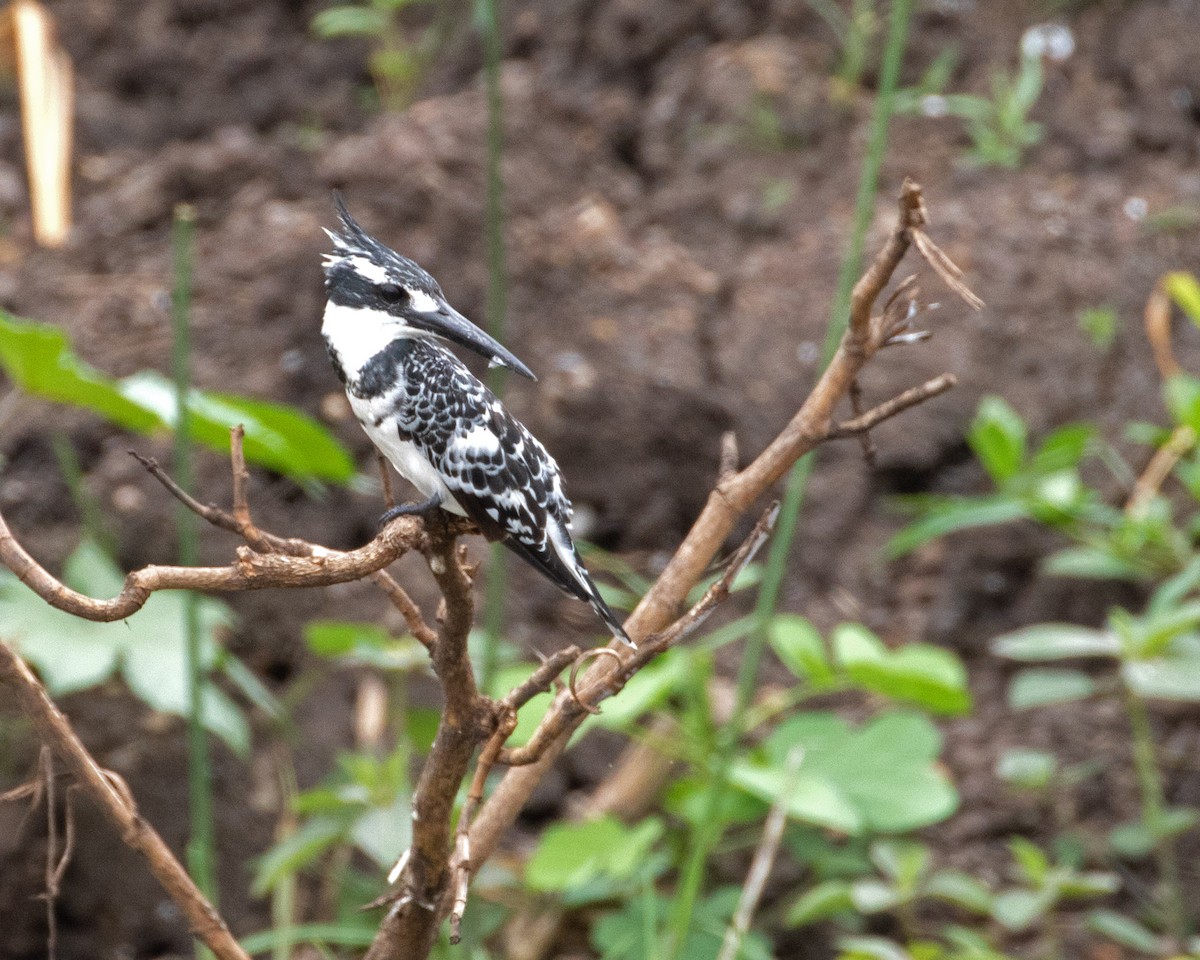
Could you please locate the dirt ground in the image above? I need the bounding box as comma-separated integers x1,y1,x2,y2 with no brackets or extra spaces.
2,0,1200,956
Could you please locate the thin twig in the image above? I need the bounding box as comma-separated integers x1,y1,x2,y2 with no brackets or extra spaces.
0,639,250,960
449,712,516,943
497,503,778,769
824,374,958,439
1127,425,1196,516
848,378,876,465
716,746,805,960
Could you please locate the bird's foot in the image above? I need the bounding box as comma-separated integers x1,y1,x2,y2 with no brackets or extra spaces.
379,491,444,528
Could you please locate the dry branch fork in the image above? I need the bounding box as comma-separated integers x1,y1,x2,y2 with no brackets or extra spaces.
0,179,978,960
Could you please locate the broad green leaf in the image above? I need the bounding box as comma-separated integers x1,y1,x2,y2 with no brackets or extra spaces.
887,495,1028,558
728,763,860,834
252,816,348,894
0,312,161,431
995,748,1057,790
0,310,354,483
833,624,971,714
587,648,696,731
1165,271,1200,325
120,372,355,483
746,711,957,834
1007,668,1096,710
992,624,1119,661
1,538,244,753
785,880,855,927
1122,658,1200,701
769,614,836,687
1086,909,1163,954
969,396,1027,483
526,815,663,893
351,790,412,869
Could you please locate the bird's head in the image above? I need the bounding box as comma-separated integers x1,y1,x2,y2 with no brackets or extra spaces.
321,193,535,380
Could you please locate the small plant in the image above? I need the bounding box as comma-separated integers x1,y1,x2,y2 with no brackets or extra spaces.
804,0,880,100
312,0,447,111
902,27,1071,169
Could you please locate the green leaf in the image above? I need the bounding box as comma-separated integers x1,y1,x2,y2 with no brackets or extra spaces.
925,870,995,914
1086,909,1163,954
1109,807,1198,859
886,495,1028,558
0,312,162,431
0,310,355,483
303,619,426,670
1165,374,1200,433
1056,871,1119,899
1077,306,1118,350
592,888,771,960
741,711,957,834
311,5,389,37
849,879,900,914
995,748,1057,791
991,624,1119,661
2,538,246,754
1007,837,1048,884
252,816,348,894
526,815,663,893
350,790,412,869
488,662,553,747
1007,668,1096,710
587,648,696,731
1122,658,1200,701
1042,546,1145,581
119,372,356,483
769,614,836,687
1165,272,1200,325
785,880,855,927
835,936,911,960
969,396,1027,483
1030,424,1094,475
990,888,1049,931
832,624,971,715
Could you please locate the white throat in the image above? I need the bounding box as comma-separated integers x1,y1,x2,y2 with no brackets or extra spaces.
323,302,410,379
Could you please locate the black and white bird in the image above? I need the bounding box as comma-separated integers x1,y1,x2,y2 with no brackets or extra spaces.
321,195,632,647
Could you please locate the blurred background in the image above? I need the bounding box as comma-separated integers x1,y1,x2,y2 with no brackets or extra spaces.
2,1,1200,958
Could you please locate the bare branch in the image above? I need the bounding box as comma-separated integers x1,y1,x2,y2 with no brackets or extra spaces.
134,438,440,649
824,374,958,439
0,639,250,960
0,504,429,622
468,180,973,875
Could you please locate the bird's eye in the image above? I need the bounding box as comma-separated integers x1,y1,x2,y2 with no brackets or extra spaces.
378,282,408,303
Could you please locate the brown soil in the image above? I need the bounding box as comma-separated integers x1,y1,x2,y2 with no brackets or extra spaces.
2,0,1200,957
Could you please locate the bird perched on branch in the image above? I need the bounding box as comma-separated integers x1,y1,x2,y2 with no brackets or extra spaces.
321,195,632,647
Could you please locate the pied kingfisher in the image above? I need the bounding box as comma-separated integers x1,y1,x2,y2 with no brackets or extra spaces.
321,195,632,647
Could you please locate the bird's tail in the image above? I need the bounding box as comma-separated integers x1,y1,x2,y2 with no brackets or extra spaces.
577,567,636,650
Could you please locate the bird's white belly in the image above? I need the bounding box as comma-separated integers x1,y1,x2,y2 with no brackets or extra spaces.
349,393,466,515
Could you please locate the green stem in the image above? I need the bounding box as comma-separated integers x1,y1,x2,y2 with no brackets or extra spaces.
1124,686,1186,942
479,0,508,691
172,205,217,930
666,2,913,953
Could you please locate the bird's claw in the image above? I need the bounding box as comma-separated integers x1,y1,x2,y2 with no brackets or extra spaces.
379,491,444,529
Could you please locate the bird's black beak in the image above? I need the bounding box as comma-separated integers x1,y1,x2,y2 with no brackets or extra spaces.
415,302,537,381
